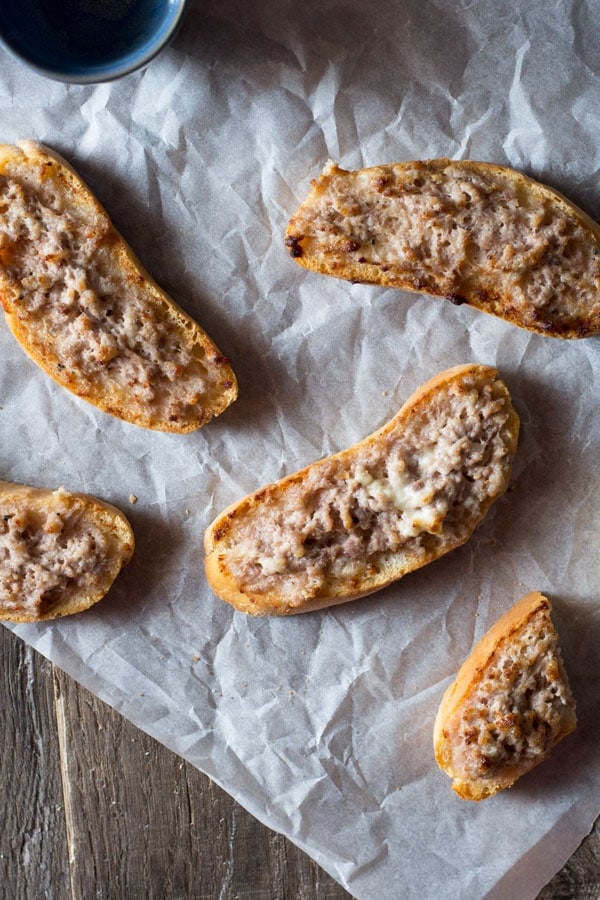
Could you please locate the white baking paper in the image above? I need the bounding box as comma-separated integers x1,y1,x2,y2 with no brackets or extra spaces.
2,1,600,896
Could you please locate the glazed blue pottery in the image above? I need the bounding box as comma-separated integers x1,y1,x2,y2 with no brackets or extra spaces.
0,0,187,83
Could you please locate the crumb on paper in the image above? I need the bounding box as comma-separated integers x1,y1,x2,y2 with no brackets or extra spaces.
129,494,138,504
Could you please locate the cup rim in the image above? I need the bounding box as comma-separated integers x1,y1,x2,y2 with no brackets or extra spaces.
0,0,188,84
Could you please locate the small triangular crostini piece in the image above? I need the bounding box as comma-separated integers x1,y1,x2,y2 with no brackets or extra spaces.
0,480,134,622
434,592,577,800
286,159,600,338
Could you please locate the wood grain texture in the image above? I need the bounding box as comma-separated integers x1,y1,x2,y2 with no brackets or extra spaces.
538,826,600,900
1,625,598,899
0,629,69,900
51,665,348,899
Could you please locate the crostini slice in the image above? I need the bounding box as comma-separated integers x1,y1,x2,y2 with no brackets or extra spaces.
0,480,134,622
286,159,600,338
434,592,577,800
0,140,237,432
204,364,519,615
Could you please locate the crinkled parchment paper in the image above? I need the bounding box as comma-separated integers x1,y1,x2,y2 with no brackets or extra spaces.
2,1,600,896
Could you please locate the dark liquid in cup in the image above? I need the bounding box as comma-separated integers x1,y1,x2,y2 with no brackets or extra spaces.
0,0,171,72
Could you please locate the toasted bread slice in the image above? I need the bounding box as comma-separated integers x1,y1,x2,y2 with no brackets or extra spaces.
434,592,577,801
0,480,134,622
204,364,519,615
286,160,600,338
0,140,237,432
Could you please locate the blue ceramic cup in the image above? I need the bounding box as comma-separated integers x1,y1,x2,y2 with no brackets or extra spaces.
0,0,187,83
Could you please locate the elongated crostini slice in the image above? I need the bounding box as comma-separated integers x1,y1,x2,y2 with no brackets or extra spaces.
204,364,519,615
0,140,237,432
0,480,134,622
285,159,600,338
434,592,577,801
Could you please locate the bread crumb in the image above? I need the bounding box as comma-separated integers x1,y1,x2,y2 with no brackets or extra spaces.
129,494,138,504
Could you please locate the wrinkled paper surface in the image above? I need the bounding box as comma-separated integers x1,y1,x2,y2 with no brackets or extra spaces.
2,1,600,896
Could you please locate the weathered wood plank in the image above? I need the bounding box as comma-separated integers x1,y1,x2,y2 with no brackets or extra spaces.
537,821,600,899
52,662,349,899
1,627,599,898
0,627,69,900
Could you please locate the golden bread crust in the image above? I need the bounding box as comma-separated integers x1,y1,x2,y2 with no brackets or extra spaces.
286,160,600,338
204,364,519,615
0,480,134,622
0,140,237,432
434,592,577,800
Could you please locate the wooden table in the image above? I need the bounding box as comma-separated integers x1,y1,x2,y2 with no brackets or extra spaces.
2,626,598,899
